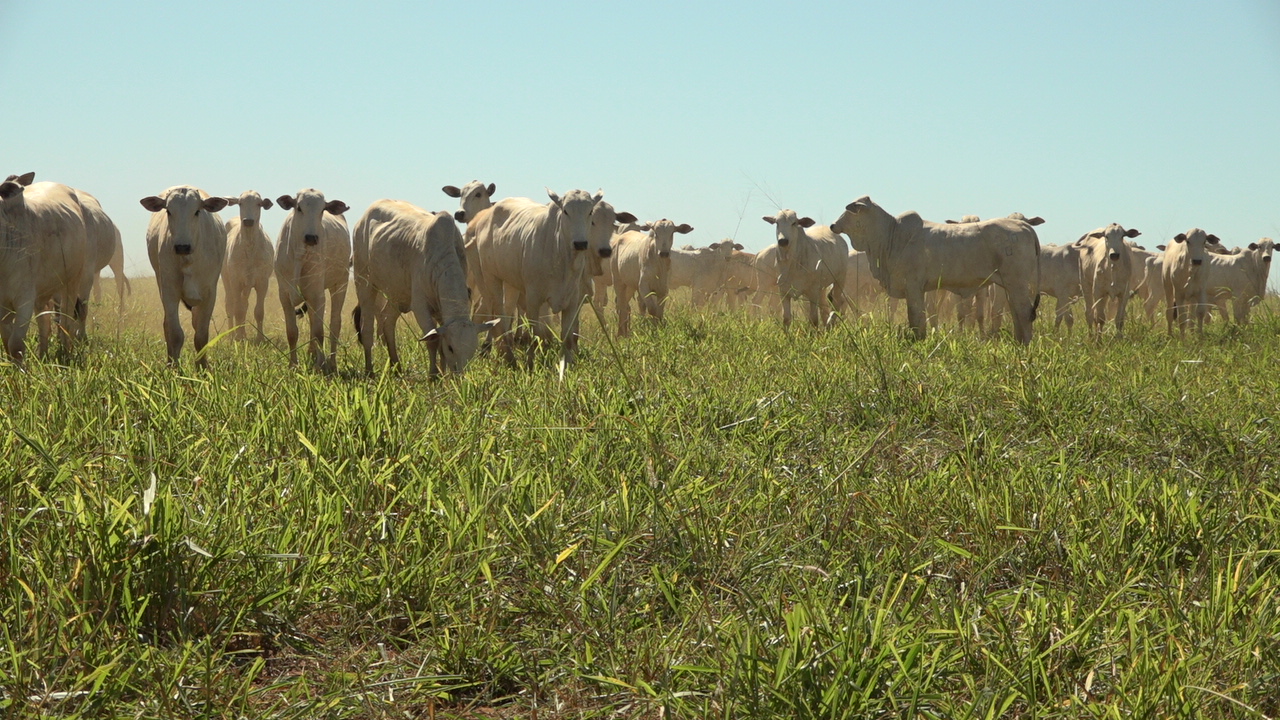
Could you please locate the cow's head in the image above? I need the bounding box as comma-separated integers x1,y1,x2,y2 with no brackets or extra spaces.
225,190,272,229
422,318,502,374
762,209,814,249
1007,212,1046,226
1170,228,1219,267
588,199,636,264
709,239,739,261
1084,223,1140,262
0,171,35,204
1249,238,1276,264
831,196,877,252
443,181,496,224
140,186,228,255
278,189,347,246
639,219,694,260
548,188,602,252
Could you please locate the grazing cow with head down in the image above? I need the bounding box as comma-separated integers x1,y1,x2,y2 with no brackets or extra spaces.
353,199,498,376
831,196,1040,344
140,185,228,367
221,191,274,342
274,188,351,371
762,210,849,329
1076,223,1141,336
610,219,694,336
667,239,738,309
0,172,90,363
1162,228,1220,336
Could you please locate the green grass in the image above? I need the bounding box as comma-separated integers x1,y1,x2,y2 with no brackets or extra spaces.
3,279,1280,718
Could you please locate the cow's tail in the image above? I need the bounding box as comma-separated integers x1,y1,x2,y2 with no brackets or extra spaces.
1029,235,1042,324
352,305,362,344
295,303,308,318
122,274,132,296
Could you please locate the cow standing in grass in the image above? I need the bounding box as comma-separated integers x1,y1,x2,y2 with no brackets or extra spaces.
610,219,694,336
141,185,228,368
763,210,849,329
353,199,498,376
1162,228,1220,336
275,189,351,371
221,191,274,342
831,196,1040,344
1077,223,1141,336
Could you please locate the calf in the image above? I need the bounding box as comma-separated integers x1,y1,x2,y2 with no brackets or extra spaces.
610,219,694,335
275,189,351,371
1162,228,1221,336
222,191,275,341
1077,224,1141,335
1205,239,1276,325
763,210,849,328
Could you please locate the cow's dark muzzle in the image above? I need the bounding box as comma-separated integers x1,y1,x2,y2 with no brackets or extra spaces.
174,244,192,256
658,251,670,258
778,238,790,247
573,241,589,251
305,234,320,246
598,246,612,258
1109,251,1120,261
243,218,256,228
1191,258,1203,266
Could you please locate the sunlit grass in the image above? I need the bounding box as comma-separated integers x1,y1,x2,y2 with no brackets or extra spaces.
3,278,1279,718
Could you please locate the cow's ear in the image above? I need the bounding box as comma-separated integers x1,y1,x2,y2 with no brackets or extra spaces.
1025,216,1046,225
675,224,694,234
635,223,652,232
734,243,744,250
844,202,865,213
1125,228,1141,238
547,188,563,208
0,181,24,199
140,195,166,212
277,195,296,210
1157,244,1167,251
592,189,604,204
202,196,229,213
762,215,776,224
1174,233,1186,244
615,211,637,224
1207,234,1220,244
420,327,441,349
223,196,240,206
442,185,462,198
486,183,496,197
1249,242,1259,250
798,217,816,228
15,172,34,186
324,200,349,215
260,198,273,210
945,219,959,224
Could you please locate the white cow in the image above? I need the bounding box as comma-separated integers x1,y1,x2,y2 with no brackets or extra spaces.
668,239,737,308
762,210,849,328
610,219,694,336
831,196,1041,344
443,181,497,307
275,189,351,371
352,199,498,376
1077,224,1141,335
1205,239,1276,325
221,191,275,342
1162,228,1221,336
0,172,89,362
474,189,634,366
1038,244,1086,332
140,185,227,367
71,188,121,338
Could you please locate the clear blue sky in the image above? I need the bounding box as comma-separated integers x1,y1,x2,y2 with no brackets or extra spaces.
3,1,1278,280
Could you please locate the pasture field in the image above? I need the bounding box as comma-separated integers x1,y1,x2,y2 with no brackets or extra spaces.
4,278,1280,719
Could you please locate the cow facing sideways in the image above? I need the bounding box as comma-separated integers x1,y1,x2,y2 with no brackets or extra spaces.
275,189,351,371
831,196,1040,344
1205,239,1276,325
73,188,121,339
352,199,498,376
762,210,849,329
1076,223,1141,335
668,239,738,308
140,186,228,368
610,219,694,336
0,172,89,363
221,191,274,342
1162,228,1220,336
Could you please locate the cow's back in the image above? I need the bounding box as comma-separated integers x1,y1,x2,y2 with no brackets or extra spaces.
225,217,274,286
23,182,89,298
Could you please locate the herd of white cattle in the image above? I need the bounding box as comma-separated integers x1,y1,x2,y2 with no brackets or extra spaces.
1,172,1274,375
